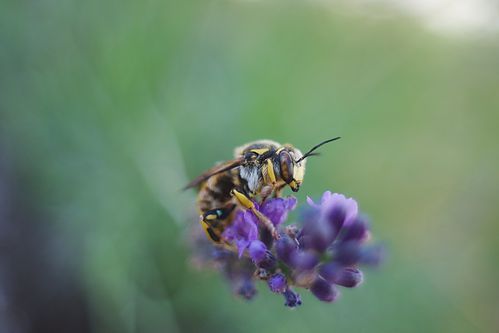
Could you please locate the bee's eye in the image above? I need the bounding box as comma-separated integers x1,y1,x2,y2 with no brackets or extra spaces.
244,152,258,161
279,151,294,183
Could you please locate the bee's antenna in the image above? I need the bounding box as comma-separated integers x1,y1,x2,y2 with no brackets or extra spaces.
296,137,341,163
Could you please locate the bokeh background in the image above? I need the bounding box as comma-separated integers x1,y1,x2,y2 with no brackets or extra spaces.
1,1,499,332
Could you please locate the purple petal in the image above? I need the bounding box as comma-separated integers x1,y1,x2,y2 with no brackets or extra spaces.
327,205,347,234
306,196,318,207
248,240,267,263
268,273,287,293
311,192,359,230
328,193,358,226
222,210,259,256
242,211,259,240
220,212,241,241
310,277,339,303
320,191,333,205
299,219,334,253
236,240,250,258
260,197,297,226
340,217,369,243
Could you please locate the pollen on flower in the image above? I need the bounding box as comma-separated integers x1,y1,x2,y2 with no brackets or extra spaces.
189,191,384,307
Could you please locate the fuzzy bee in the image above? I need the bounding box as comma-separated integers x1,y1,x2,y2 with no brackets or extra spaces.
184,137,340,244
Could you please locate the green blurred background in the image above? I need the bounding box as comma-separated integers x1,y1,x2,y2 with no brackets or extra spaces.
1,1,499,332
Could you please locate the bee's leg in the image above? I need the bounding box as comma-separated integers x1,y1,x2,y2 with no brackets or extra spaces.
260,184,274,202
200,221,222,243
202,206,235,224
261,159,277,202
231,189,279,239
273,183,286,198
200,205,236,243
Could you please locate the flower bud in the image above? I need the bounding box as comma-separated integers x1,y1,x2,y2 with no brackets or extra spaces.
268,273,287,293
310,277,339,303
283,288,302,307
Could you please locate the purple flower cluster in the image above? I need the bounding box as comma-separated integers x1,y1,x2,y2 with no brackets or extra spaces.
190,191,383,307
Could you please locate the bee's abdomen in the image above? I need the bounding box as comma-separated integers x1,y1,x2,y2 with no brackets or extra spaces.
197,171,236,213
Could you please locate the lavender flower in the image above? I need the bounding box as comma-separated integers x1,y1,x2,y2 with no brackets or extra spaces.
268,273,287,293
189,191,384,307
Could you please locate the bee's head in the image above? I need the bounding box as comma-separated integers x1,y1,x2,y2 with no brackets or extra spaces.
277,137,341,192
277,148,305,192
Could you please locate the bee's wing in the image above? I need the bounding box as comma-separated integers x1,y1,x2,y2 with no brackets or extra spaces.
183,157,244,190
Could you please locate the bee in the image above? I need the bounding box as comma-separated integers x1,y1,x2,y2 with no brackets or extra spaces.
184,137,340,244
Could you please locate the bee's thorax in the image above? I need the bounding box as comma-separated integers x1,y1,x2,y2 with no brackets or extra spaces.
239,165,261,194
